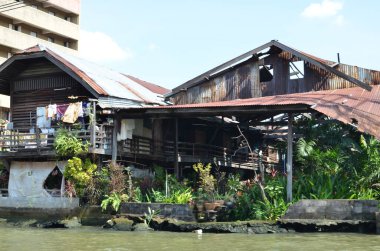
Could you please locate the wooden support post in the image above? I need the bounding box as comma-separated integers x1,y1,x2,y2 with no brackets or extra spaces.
111,114,118,164
90,101,97,150
286,113,293,203
174,118,179,179
152,119,163,156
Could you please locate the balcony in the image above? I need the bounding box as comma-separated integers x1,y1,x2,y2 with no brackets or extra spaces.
0,126,280,171
0,0,79,40
38,0,81,15
0,26,77,54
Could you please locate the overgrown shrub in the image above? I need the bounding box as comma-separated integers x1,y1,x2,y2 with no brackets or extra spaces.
54,128,89,157
64,157,97,197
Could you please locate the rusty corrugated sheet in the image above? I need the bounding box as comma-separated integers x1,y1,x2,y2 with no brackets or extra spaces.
154,86,380,139
125,75,170,96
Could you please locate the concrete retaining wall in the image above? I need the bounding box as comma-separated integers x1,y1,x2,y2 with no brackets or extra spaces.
120,202,196,222
0,197,79,209
283,199,379,221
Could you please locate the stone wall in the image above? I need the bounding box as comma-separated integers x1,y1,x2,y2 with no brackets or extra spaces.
120,203,195,222
283,200,379,221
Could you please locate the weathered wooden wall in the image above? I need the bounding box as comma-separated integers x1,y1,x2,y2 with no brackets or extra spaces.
10,59,92,128
170,52,380,105
171,60,261,105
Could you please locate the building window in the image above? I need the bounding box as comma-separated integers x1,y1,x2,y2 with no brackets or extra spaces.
7,52,13,58
64,41,70,48
13,25,21,32
30,31,37,37
47,37,55,43
48,11,55,16
64,16,71,22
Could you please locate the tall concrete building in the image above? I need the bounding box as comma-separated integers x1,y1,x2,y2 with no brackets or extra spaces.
0,0,80,64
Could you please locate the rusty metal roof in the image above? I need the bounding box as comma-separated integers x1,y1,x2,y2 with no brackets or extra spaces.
170,40,372,96
124,74,170,95
148,86,380,139
10,45,168,106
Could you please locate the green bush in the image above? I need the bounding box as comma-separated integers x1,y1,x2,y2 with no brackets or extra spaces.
101,192,129,212
64,157,97,196
54,128,89,157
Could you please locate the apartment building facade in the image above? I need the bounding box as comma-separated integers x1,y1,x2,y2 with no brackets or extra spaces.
0,0,80,64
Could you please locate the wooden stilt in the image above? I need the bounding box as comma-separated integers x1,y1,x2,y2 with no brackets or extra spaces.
286,113,293,203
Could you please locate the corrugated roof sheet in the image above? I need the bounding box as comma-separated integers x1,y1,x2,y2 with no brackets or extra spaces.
124,75,170,95
150,86,380,139
16,45,167,106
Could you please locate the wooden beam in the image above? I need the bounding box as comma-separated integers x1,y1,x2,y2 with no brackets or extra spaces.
111,114,118,164
174,118,179,179
286,113,293,202
90,101,96,150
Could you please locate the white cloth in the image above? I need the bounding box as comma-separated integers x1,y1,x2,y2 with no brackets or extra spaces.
47,104,57,118
62,102,82,123
117,119,135,141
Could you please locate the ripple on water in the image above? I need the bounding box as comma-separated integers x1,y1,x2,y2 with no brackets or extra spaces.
0,227,380,251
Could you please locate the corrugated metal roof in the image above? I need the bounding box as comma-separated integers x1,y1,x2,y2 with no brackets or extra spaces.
15,45,167,106
124,75,170,95
149,86,380,139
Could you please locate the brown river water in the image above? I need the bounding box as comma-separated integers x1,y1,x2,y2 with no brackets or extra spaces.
0,227,379,251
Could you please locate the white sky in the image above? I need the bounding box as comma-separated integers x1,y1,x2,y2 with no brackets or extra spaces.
80,0,380,89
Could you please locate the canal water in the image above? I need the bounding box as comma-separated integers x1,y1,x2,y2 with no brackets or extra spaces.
0,227,379,251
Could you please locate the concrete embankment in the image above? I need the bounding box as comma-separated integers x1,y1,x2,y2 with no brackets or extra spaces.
1,200,379,234
279,199,379,233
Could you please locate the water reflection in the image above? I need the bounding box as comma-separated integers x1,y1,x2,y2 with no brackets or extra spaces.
0,227,379,251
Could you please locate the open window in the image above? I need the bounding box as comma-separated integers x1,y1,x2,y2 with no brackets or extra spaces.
259,65,273,82
43,166,63,197
289,61,304,79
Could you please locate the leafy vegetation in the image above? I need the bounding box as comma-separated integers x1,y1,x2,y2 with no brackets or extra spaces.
193,162,216,201
63,157,97,197
54,128,89,157
101,192,129,212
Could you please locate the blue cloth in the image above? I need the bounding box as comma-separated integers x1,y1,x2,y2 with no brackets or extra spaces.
36,107,51,128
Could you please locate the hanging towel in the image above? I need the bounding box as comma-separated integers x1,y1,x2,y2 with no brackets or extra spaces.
62,102,82,123
37,107,51,128
56,104,69,120
47,104,57,118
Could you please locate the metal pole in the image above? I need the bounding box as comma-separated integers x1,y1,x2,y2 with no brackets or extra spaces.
286,113,293,202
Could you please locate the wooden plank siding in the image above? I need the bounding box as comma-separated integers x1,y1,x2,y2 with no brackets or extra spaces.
171,60,261,105
10,59,93,129
169,52,380,105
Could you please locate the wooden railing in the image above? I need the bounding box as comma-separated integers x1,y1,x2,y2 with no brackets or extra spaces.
121,136,280,170
0,127,56,152
0,124,101,155
0,126,280,170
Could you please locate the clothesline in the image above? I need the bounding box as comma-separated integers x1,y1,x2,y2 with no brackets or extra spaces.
44,101,90,124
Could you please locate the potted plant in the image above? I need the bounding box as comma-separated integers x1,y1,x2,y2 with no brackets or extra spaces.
193,163,219,211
